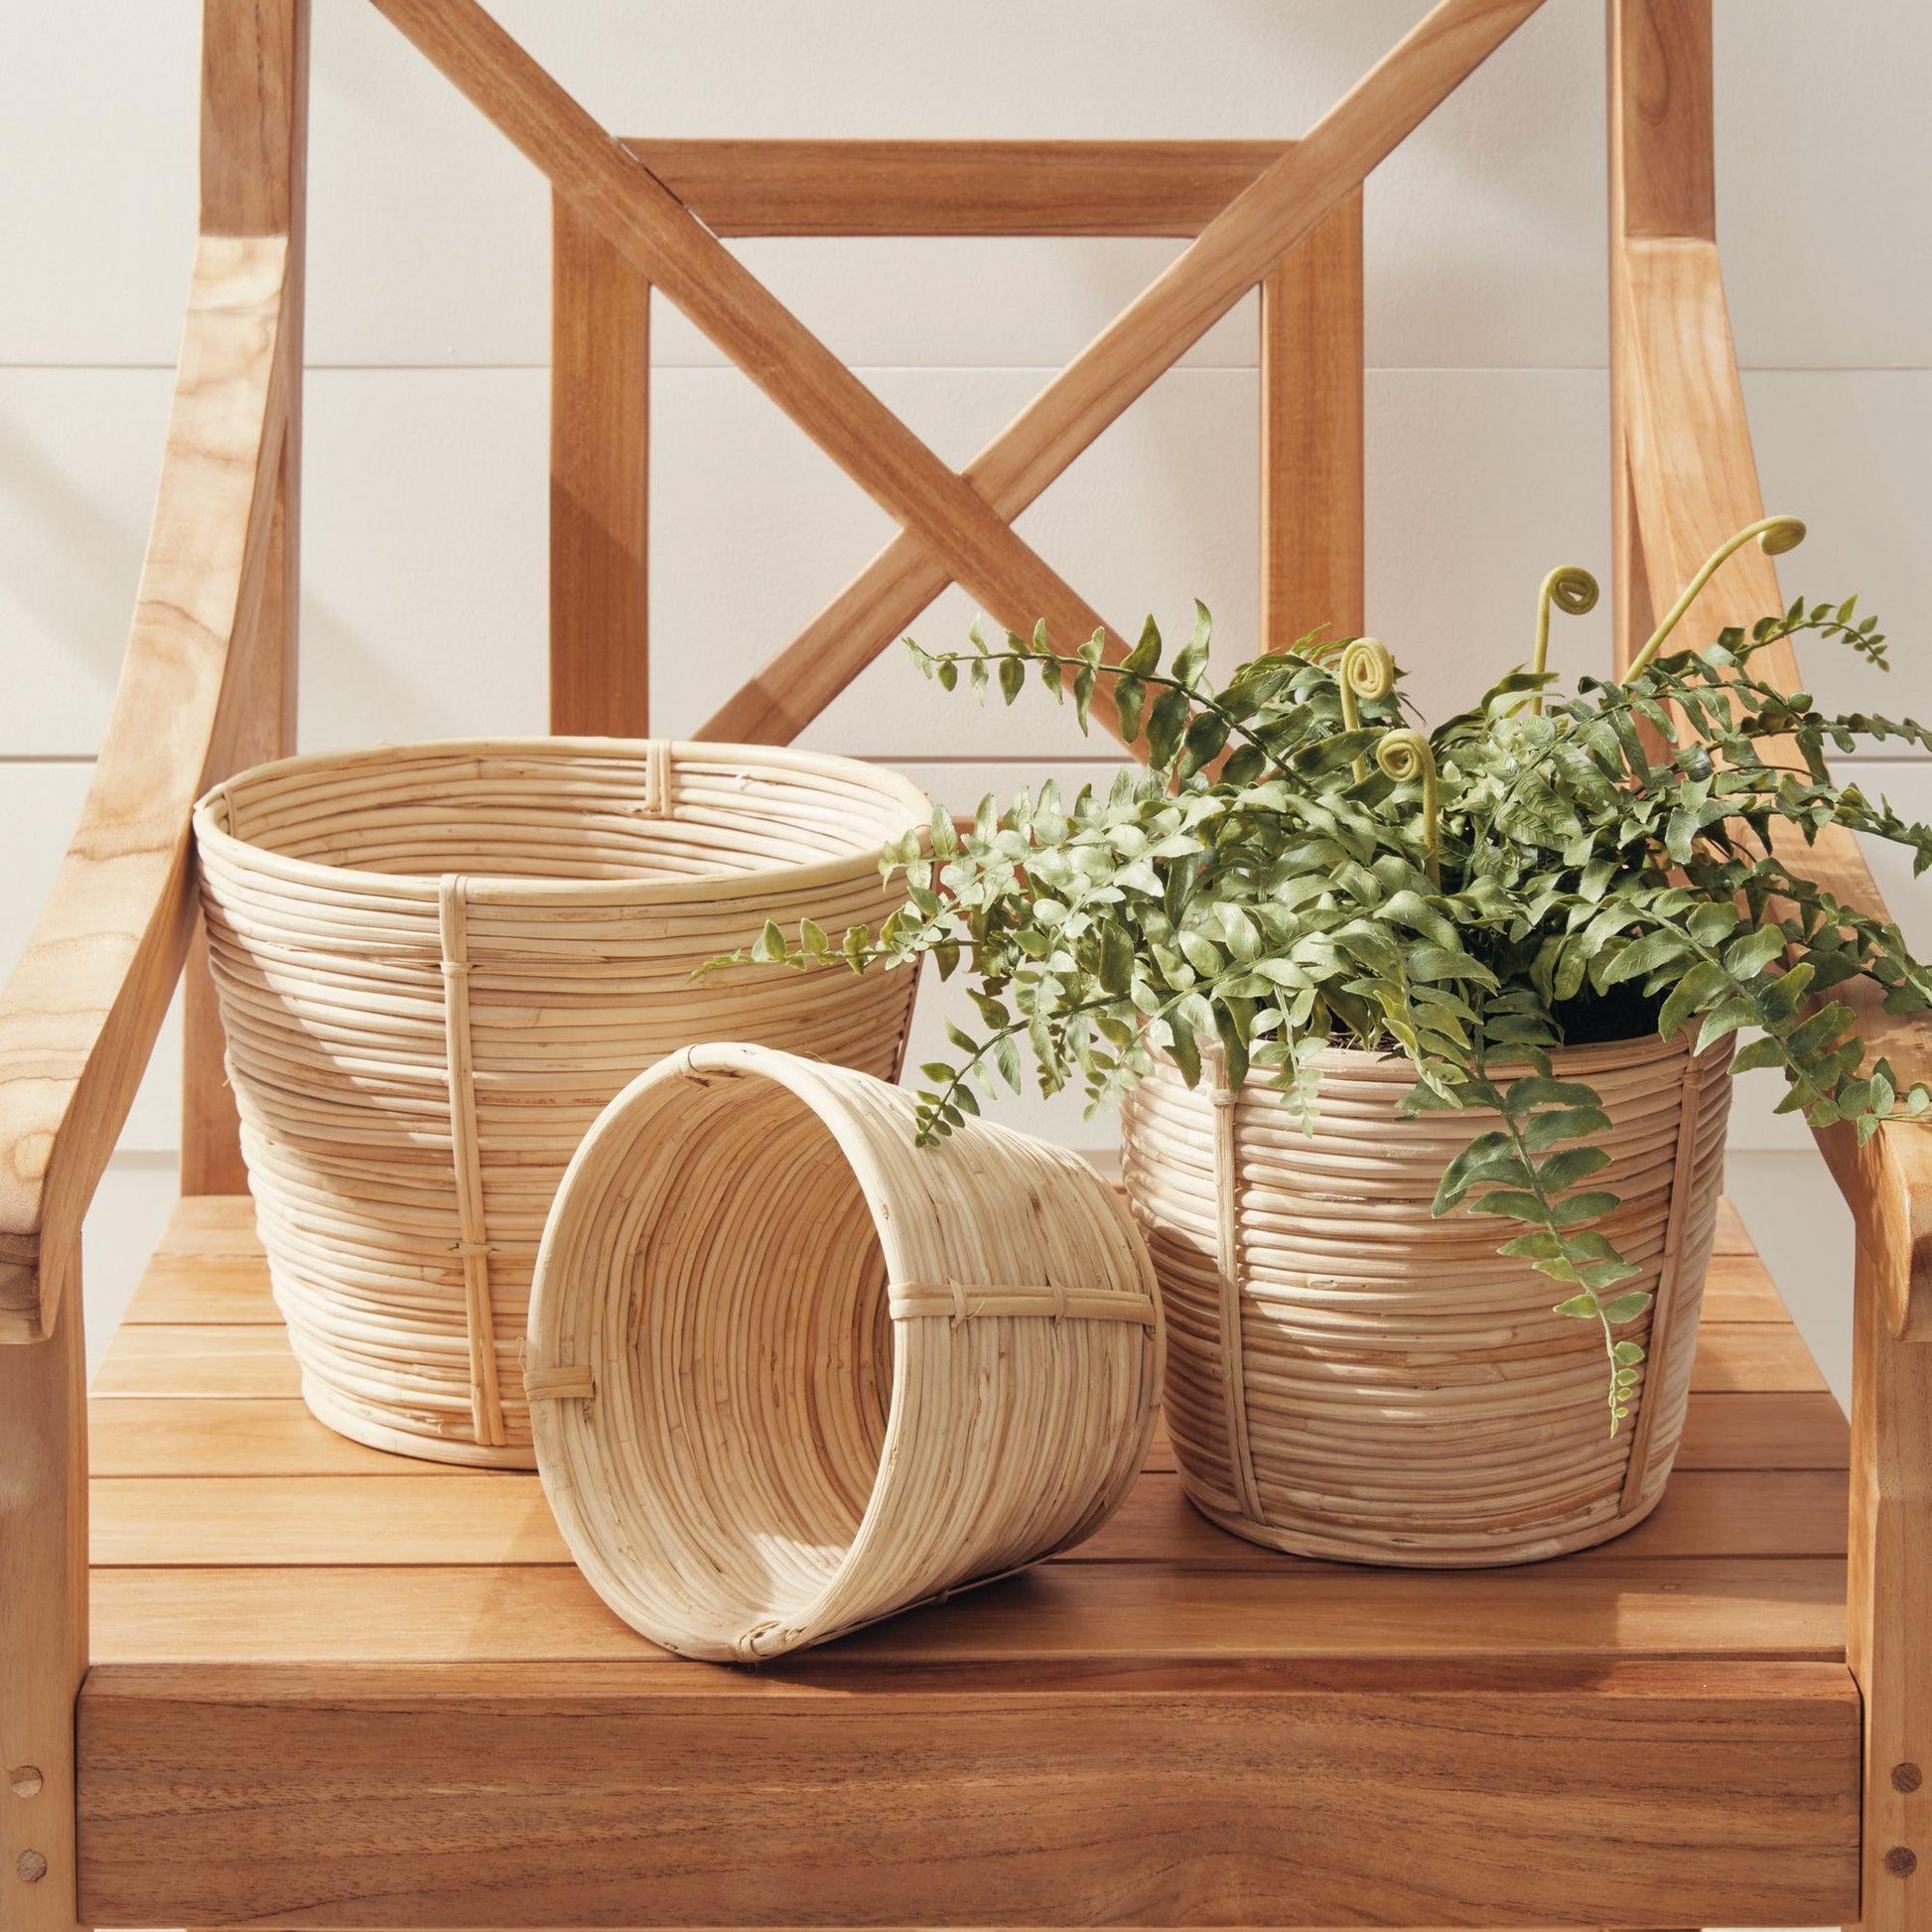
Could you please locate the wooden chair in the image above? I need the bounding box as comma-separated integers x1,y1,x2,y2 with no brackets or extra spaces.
1,0,1925,1925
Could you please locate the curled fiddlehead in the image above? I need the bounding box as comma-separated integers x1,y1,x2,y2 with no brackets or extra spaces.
1627,515,1808,676
1530,565,1599,715
1376,727,1441,887
1338,637,1396,780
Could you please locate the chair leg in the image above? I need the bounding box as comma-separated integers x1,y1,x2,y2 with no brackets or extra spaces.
0,1265,88,1932
1849,1239,1932,1932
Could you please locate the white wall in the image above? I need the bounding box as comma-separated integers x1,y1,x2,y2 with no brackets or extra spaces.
5,0,1931,1395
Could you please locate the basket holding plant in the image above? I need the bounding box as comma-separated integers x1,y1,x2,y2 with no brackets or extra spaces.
728,518,1932,1465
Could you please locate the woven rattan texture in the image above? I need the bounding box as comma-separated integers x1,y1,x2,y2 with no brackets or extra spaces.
527,1041,1164,1660
1121,1033,1732,1565
195,739,928,1467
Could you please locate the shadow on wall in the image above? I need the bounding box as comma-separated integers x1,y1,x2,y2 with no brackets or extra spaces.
0,393,160,688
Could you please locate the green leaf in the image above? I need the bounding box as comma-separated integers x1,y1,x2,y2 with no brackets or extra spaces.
1181,709,1230,772
1596,927,1688,989
993,1032,1024,1093
1072,663,1098,731
1504,1077,1601,1115
1098,920,1135,996
1178,929,1224,978
1165,1010,1201,1086
1546,1189,1620,1227
1598,1290,1653,1324
1146,687,1193,769
1219,904,1262,961
1467,1188,1550,1222
1730,1034,1791,1075
1173,600,1213,690
1657,959,1727,1042
1380,890,1458,947
1122,614,1162,677
1724,924,1788,979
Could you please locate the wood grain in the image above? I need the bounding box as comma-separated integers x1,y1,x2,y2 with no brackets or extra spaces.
1607,0,1714,246
1606,0,1709,668
1711,1193,1749,1253
184,0,310,1196
1850,1231,1932,1929
698,0,1551,744
152,1190,262,1256
88,1398,421,1477
1259,190,1365,654
83,1466,1850,1570
1619,233,1932,1121
0,237,288,1342
75,1661,1859,1928
119,1251,280,1323
1676,1390,1848,1469
92,1323,303,1398
1694,1320,1829,1394
550,193,649,736
0,1274,85,1932
76,1186,1857,1928
367,0,1130,724
92,1302,1821,1405
84,1555,1850,1668
1606,35,1932,1923
84,1386,1847,1480
624,138,1294,237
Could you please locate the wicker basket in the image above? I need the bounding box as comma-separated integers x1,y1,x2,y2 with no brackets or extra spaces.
525,1040,1163,1661
194,738,929,1468
1120,1031,1732,1566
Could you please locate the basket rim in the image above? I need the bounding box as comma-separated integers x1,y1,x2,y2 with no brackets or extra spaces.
1156,1026,1706,1093
528,1039,1161,1660
526,1042,920,1654
193,735,932,907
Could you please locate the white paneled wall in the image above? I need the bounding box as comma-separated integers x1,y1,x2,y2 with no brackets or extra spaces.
5,2,1931,1398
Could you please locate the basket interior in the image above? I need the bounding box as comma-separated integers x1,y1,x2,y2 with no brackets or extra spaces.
551,1070,896,1649
215,744,919,884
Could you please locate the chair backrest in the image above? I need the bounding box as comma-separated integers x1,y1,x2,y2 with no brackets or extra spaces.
188,0,1779,1189
548,141,1363,744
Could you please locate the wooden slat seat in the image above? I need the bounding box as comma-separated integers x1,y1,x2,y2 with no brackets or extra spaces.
74,1195,1863,1928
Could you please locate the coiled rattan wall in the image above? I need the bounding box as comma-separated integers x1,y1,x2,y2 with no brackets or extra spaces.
1121,1032,1732,1566
526,1041,1164,1660
195,739,928,1467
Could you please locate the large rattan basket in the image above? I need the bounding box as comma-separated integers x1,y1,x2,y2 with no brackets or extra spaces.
194,738,929,1468
1120,1031,1732,1566
525,1040,1164,1661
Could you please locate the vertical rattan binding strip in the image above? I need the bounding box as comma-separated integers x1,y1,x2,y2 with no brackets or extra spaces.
1211,1055,1264,1525
1617,1043,1705,1507
439,875,506,1449
640,738,671,817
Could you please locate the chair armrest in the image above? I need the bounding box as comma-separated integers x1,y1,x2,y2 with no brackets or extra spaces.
1619,233,1932,1331
0,235,290,1342
1819,1117,1932,1344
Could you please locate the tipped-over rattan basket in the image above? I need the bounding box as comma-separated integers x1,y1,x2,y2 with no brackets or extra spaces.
526,1040,1163,1661
1120,1031,1732,1566
195,739,929,1468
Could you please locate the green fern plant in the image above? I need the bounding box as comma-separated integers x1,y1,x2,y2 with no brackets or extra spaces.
725,518,1932,1430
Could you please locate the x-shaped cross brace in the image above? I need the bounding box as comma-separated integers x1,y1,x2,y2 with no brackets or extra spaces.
371,0,1548,750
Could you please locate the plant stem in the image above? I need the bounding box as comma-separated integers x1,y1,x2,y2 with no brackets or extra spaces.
920,645,1292,779
1626,516,1807,677
1530,566,1598,717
